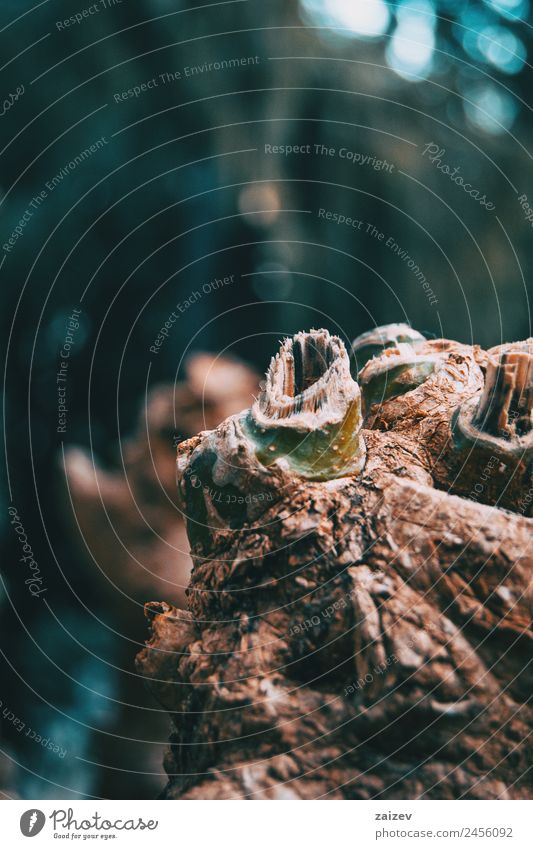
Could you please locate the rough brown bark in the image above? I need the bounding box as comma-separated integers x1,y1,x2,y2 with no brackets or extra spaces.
137,328,533,800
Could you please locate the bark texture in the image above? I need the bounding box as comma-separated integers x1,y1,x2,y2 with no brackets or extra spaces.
137,328,533,800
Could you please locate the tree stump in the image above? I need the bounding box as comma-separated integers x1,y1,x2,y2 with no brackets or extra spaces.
137,327,533,800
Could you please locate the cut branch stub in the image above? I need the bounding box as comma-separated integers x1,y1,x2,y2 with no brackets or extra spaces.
243,329,366,481
358,342,440,411
175,330,366,549
448,341,533,513
475,342,533,438
352,322,425,372
455,341,533,454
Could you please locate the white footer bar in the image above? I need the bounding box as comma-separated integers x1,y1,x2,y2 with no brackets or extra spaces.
2,799,532,848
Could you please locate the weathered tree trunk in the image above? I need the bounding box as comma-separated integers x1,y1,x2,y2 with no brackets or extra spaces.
137,328,533,800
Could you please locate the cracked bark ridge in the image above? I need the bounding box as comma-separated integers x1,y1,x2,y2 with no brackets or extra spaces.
137,327,533,800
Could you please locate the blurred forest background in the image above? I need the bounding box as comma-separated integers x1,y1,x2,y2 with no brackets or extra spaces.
0,0,532,799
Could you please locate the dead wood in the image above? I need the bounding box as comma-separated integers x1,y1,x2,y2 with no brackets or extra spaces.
137,328,533,800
